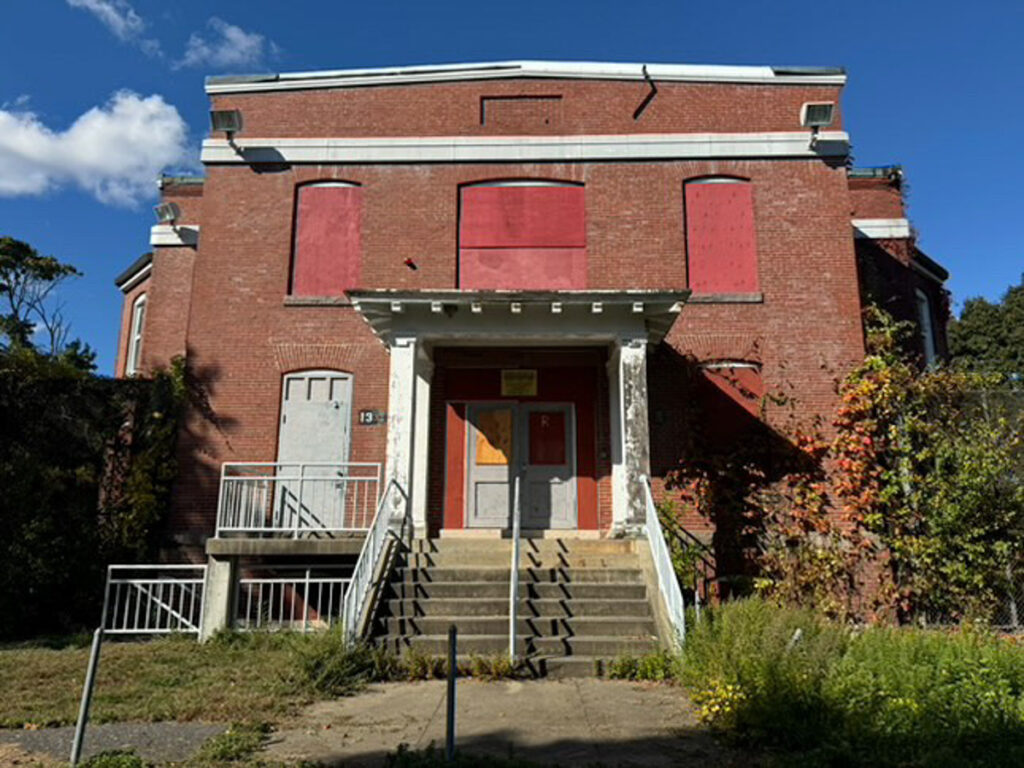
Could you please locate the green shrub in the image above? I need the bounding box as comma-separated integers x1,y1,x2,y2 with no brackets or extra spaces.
681,598,1024,767
606,651,676,681
402,648,448,681
291,630,385,695
194,723,270,763
80,751,149,768
466,653,519,680
680,598,847,746
823,627,1024,766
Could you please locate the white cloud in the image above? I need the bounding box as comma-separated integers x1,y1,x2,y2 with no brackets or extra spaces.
0,91,190,207
66,0,162,56
176,18,274,71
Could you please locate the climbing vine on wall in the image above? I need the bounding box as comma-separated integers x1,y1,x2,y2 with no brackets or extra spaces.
663,308,1024,624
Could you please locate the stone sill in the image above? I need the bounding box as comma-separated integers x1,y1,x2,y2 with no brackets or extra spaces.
687,292,763,304
283,296,354,307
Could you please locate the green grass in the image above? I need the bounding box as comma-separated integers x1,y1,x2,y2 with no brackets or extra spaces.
0,633,313,727
0,629,529,729
680,598,1024,767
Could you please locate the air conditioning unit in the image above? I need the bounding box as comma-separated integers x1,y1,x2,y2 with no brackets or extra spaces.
153,201,181,224
800,102,835,129
210,109,243,135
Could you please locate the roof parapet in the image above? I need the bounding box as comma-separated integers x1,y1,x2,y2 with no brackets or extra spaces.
206,59,847,94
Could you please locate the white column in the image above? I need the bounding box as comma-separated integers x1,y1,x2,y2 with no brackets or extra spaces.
384,335,417,526
609,336,651,532
410,346,434,538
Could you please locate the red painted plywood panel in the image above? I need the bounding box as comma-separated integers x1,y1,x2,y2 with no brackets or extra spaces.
529,411,567,465
292,185,361,296
443,402,467,530
459,247,586,290
460,186,585,248
685,182,759,294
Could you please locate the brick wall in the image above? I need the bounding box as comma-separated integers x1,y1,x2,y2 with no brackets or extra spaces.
211,79,843,138
134,75,876,541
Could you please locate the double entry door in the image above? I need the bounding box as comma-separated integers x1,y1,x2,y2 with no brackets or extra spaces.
465,402,577,529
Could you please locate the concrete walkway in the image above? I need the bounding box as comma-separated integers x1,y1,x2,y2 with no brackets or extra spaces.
267,679,736,767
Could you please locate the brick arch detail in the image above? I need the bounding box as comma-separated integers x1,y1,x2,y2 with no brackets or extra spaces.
270,342,376,372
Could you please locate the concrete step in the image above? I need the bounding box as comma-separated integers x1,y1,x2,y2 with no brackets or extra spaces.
378,615,656,638
410,539,638,555
540,656,614,679
383,597,652,618
384,580,648,601
400,552,642,569
397,567,644,584
387,634,659,657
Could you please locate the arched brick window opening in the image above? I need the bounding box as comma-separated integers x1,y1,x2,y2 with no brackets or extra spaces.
684,177,759,294
458,179,585,289
291,181,362,297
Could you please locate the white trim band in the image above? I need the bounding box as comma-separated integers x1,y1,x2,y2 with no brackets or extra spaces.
201,131,850,164
206,60,846,94
852,218,911,239
150,224,200,247
118,263,152,293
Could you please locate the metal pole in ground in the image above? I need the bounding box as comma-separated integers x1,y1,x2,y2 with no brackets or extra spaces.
70,626,104,767
445,624,457,762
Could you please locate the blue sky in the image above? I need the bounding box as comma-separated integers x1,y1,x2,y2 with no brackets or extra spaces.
1,1,1021,373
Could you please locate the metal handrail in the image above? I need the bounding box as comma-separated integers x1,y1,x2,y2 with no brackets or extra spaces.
216,461,381,537
341,478,409,643
508,474,522,660
640,475,687,647
102,564,207,635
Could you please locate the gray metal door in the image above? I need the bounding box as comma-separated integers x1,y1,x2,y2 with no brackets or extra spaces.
465,403,517,528
465,402,577,529
521,404,577,529
276,371,352,530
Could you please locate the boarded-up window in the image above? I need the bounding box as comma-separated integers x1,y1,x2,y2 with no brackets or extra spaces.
291,182,361,296
459,182,586,290
685,179,759,294
699,362,764,448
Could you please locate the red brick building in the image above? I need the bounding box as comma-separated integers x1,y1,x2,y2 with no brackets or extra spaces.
112,61,948,652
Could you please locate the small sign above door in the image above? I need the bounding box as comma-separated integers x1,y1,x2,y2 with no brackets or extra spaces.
501,369,537,397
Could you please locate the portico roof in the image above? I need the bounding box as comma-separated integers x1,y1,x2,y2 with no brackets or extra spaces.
348,290,689,348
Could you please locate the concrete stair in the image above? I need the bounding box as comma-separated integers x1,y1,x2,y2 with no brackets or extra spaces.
372,538,660,677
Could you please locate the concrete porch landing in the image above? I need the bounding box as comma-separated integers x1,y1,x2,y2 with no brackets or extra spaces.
264,679,737,767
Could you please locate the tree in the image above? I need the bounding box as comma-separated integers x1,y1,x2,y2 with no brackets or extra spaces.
0,236,84,359
949,276,1024,377
832,309,1024,622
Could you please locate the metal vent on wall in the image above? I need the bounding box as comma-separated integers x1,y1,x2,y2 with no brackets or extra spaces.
801,102,835,128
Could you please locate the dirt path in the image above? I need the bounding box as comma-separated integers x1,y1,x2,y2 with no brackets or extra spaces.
266,679,739,767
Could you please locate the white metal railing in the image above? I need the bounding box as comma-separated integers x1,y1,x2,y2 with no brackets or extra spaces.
102,565,207,635
236,566,351,632
508,474,522,660
341,479,410,642
640,475,687,647
216,462,381,537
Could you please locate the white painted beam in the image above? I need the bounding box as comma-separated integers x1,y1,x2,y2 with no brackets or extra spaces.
200,131,850,165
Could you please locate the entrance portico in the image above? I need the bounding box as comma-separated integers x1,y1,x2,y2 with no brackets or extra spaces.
349,290,687,538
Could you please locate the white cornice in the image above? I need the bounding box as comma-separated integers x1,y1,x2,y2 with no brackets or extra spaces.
150,224,200,247
118,263,152,293
852,218,911,239
201,131,849,165
206,61,846,94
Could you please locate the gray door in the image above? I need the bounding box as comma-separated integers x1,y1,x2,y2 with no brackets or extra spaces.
465,403,517,528
521,404,577,529
465,402,576,529
276,370,352,530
